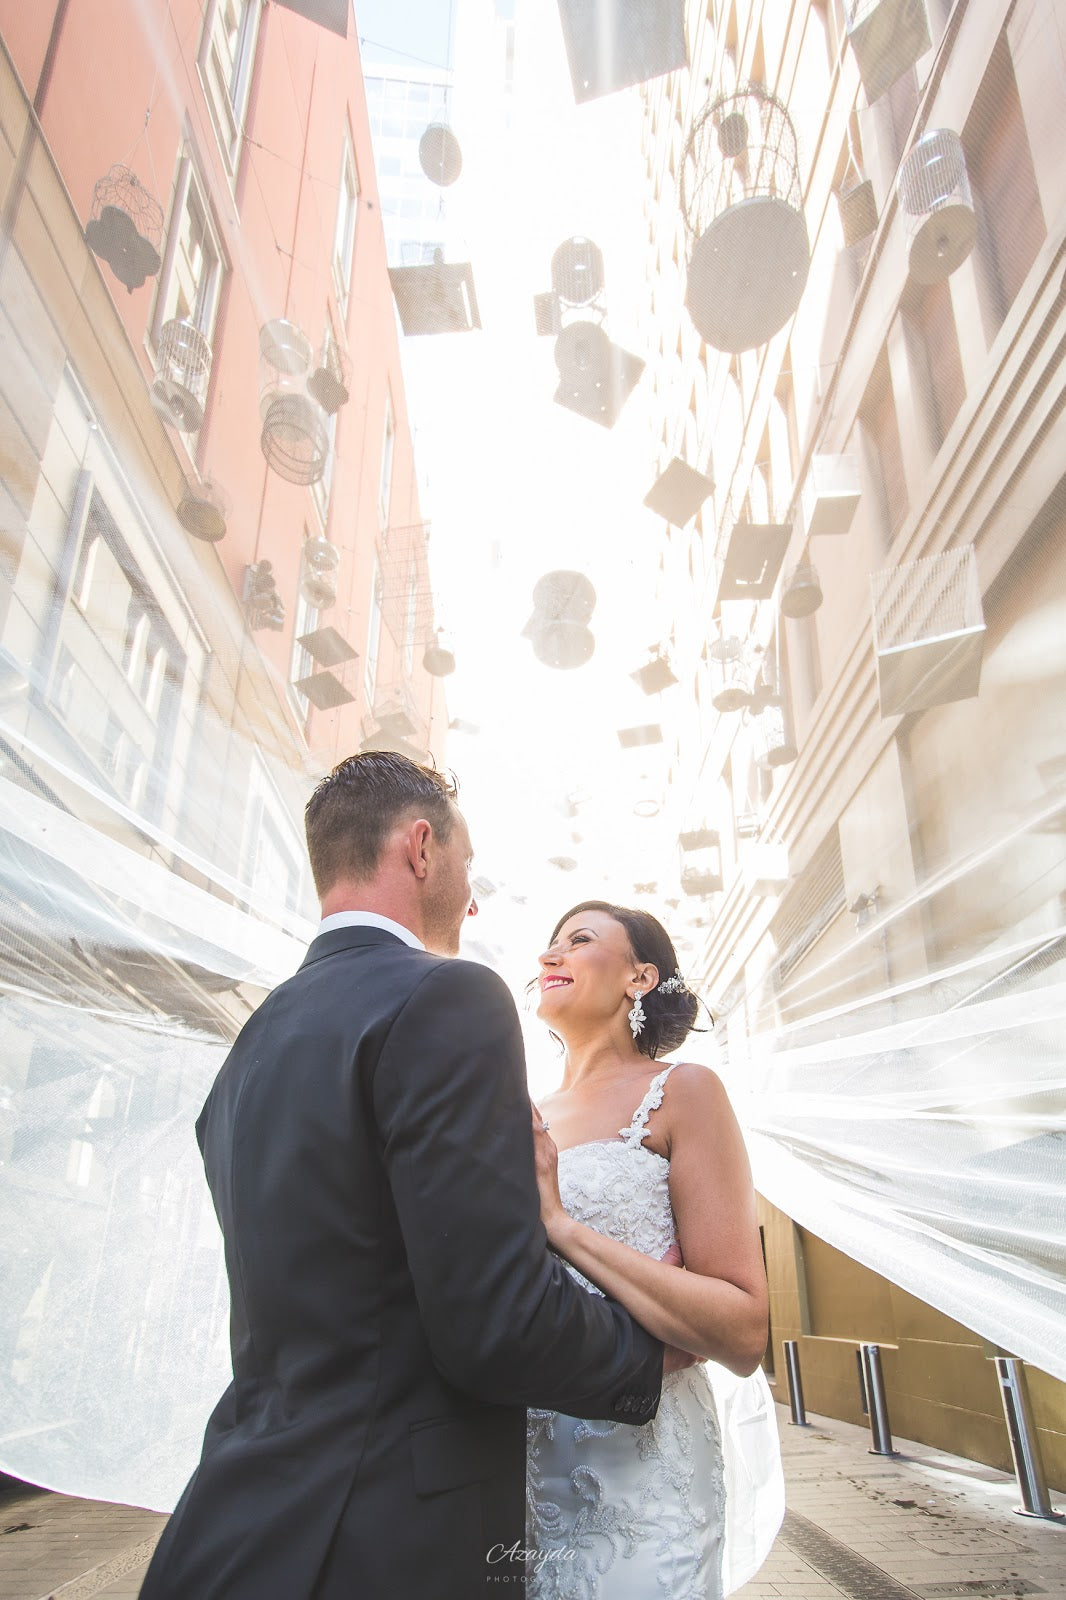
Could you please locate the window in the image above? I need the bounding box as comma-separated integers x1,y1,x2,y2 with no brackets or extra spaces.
963,33,1045,342
378,389,395,530
365,557,383,703
332,130,359,310
288,586,319,726
59,492,184,815
200,0,261,171
153,155,225,342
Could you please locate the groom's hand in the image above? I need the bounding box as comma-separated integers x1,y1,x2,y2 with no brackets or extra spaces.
658,1241,700,1373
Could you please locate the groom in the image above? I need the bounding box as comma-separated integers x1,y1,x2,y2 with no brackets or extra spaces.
138,751,671,1599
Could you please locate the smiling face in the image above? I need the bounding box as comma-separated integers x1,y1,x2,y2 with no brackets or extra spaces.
536,908,658,1036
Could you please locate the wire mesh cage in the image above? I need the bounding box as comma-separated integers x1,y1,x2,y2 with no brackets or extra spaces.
709,635,755,711
176,477,228,543
845,0,932,105
256,321,324,483
780,562,824,618
418,122,463,187
897,130,976,284
680,84,810,351
871,545,986,717
422,631,456,677
307,336,351,414
150,319,212,432
85,165,163,293
753,703,799,768
299,536,340,609
261,394,329,486
550,236,606,306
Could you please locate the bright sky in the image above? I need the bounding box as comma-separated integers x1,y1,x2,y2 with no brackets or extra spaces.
354,1,716,1093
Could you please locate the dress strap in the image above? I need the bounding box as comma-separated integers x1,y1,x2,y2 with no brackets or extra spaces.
617,1063,680,1147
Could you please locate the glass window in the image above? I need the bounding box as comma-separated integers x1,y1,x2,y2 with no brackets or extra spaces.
200,0,261,170
332,130,359,310
154,157,225,341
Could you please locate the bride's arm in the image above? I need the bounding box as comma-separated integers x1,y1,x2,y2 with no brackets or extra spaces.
534,1066,768,1378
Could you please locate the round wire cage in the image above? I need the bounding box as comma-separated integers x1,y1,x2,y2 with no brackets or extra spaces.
680,85,810,352
754,703,799,769
709,635,754,712
897,130,976,284
85,165,163,293
298,535,340,607
418,123,463,187
150,319,212,433
176,476,228,543
261,393,329,486
780,562,824,618
423,631,457,677
550,237,606,306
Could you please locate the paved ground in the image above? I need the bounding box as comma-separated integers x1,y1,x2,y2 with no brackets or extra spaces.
0,1404,1063,1599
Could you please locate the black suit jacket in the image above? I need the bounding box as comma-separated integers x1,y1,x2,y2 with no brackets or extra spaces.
138,926,664,1599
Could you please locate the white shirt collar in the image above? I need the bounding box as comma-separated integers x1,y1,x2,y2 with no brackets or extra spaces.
316,910,425,951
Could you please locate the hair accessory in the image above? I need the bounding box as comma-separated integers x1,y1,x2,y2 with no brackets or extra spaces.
657,969,688,995
628,993,646,1038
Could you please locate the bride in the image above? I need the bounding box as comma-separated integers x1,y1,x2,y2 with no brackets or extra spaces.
526,900,782,1598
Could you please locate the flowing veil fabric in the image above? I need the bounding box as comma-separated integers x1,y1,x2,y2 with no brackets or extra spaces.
710,1365,785,1594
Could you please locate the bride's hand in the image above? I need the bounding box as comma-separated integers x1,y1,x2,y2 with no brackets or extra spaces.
530,1100,567,1244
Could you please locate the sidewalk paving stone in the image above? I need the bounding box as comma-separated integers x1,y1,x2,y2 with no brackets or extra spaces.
1,1403,1063,1597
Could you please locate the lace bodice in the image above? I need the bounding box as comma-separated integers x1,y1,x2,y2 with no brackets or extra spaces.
554,1065,680,1293
526,1063,729,1598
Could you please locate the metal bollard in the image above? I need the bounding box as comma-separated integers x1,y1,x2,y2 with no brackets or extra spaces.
784,1339,809,1426
860,1344,897,1456
994,1358,1066,1523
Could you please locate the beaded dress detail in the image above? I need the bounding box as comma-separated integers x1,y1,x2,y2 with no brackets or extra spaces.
525,1064,727,1599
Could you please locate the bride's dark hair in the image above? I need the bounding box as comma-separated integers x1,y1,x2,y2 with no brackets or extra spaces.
547,900,706,1060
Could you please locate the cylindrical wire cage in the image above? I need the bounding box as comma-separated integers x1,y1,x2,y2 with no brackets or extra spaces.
709,635,754,712
550,237,606,306
85,165,163,293
150,319,212,433
680,84,810,352
176,477,228,543
754,703,799,769
262,394,329,487
897,130,976,284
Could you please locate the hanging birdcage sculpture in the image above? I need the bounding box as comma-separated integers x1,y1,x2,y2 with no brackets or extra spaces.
176,476,228,543
307,335,351,414
680,84,810,352
845,0,932,105
300,536,340,610
897,130,976,284
551,236,606,307
419,122,463,187
423,631,456,677
780,562,824,618
85,165,163,293
151,319,212,432
753,703,798,769
708,635,754,712
259,319,329,486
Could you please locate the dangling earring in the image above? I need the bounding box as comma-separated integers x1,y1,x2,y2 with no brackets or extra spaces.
628,992,646,1038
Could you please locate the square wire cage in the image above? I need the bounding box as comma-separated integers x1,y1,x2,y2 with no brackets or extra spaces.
870,546,985,717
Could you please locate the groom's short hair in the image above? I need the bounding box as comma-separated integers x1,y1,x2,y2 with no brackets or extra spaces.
305,751,459,894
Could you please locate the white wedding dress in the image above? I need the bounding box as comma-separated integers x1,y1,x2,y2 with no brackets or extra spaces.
525,1064,784,1599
